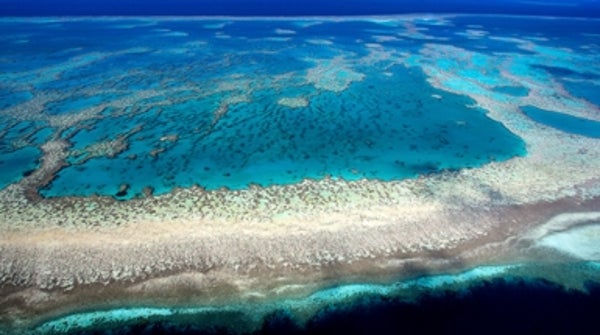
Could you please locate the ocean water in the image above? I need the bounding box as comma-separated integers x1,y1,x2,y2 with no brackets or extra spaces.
522,105,600,138
1,18,534,199
4,16,600,199
3,0,600,17
30,262,600,335
2,11,600,335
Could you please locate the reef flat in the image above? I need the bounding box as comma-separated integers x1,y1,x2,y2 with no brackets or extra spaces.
1,15,600,333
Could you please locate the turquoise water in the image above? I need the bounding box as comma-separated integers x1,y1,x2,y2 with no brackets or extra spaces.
0,146,40,190
41,66,525,199
2,16,599,199
0,17,536,199
0,119,50,189
522,106,600,138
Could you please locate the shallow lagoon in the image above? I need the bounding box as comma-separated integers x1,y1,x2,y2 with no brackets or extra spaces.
44,66,525,199
1,18,529,199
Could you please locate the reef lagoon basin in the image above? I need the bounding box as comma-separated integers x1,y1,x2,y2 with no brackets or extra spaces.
1,14,600,334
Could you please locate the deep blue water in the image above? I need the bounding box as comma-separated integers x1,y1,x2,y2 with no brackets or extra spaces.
300,279,600,335
2,0,600,17
523,106,600,138
44,276,600,335
563,80,600,106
